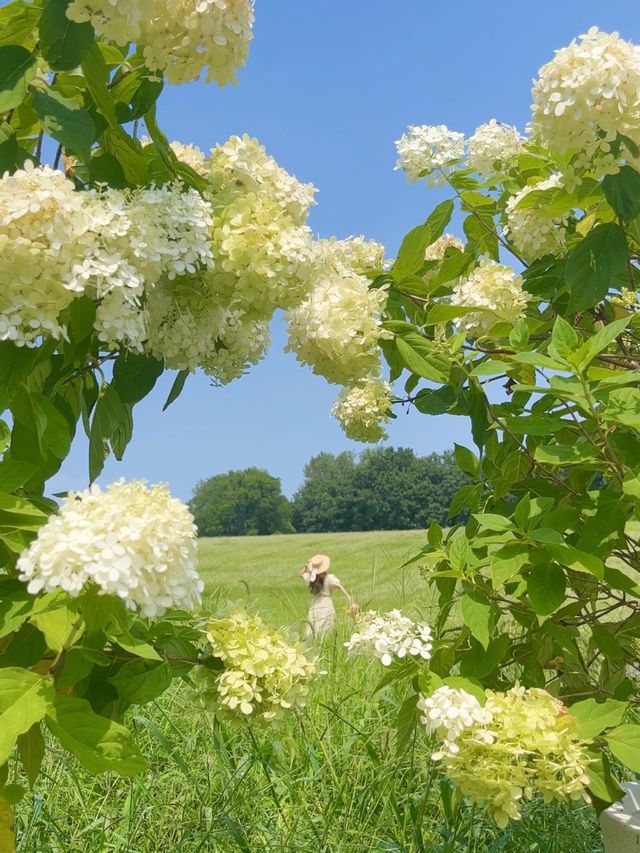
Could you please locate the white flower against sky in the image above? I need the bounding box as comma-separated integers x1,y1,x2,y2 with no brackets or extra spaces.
285,275,390,385
467,119,524,177
395,124,465,186
332,377,393,443
66,0,255,86
531,27,640,178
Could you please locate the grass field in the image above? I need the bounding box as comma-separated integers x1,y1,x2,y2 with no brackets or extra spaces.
198,529,432,628
16,531,603,853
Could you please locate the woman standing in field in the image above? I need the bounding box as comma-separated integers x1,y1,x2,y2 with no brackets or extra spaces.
300,554,357,638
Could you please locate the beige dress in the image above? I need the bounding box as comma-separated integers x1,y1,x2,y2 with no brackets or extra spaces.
305,573,341,638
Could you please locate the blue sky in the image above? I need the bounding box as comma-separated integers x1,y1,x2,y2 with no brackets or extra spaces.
51,0,640,500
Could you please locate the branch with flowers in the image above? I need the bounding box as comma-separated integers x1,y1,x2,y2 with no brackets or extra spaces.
368,25,640,823
0,0,394,844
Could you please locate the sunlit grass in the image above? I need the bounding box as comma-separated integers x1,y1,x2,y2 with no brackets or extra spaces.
16,531,603,852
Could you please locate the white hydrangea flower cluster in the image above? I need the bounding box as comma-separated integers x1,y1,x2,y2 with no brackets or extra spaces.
207,134,318,318
313,235,386,276
424,233,465,261
66,0,255,86
395,125,465,186
202,613,318,722
531,27,640,178
331,377,393,443
467,119,524,177
1,142,389,441
418,686,493,759
345,609,433,666
17,480,203,618
170,141,209,175
0,162,90,346
422,686,592,829
71,182,214,296
285,274,390,384
451,258,529,337
0,163,215,347
504,175,568,261
95,289,149,353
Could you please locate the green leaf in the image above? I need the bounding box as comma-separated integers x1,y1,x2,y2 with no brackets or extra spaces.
112,354,164,405
0,121,17,173
39,0,94,72
547,543,604,579
395,336,449,383
0,45,36,112
395,693,419,756
460,591,491,650
575,317,630,369
0,343,38,413
392,200,454,279
623,471,640,500
0,2,43,49
534,443,599,466
490,543,531,587
448,482,482,518
606,724,640,773
102,126,149,185
30,82,95,161
427,521,443,547
454,443,479,478
80,41,117,126
163,370,189,411
549,316,579,363
605,387,640,429
30,604,77,652
88,152,126,187
602,166,640,221
467,379,488,450
424,304,476,325
527,563,566,616
0,669,54,766
46,696,147,776
473,513,514,532
17,724,45,788
565,223,628,313
509,318,530,351
0,580,33,639
586,751,625,807
142,103,179,178
590,625,624,662
110,660,172,705
447,527,468,572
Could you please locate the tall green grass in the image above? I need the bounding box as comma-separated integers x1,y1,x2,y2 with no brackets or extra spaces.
16,532,603,852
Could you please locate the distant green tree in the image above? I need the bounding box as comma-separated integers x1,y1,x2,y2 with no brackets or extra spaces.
190,468,293,537
292,448,469,533
290,452,356,533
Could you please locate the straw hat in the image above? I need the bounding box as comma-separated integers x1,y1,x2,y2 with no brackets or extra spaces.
301,554,330,582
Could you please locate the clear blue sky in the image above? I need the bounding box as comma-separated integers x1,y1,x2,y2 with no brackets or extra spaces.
51,0,640,500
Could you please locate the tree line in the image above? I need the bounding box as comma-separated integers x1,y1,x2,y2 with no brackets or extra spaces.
189,448,469,536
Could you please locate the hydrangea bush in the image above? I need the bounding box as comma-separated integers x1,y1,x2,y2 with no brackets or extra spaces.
0,1,374,843
377,25,640,821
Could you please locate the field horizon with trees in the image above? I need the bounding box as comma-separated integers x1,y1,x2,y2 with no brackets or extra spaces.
189,447,469,537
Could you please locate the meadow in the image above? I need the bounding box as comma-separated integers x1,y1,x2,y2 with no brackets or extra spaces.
16,531,602,853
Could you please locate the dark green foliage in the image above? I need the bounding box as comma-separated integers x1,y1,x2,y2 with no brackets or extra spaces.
190,468,293,537
292,448,469,533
